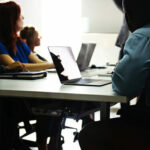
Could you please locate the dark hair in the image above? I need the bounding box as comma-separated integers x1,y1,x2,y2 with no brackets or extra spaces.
0,1,21,53
113,0,123,11
123,0,150,32
20,27,36,48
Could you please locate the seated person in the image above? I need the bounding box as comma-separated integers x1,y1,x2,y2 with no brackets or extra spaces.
20,27,63,150
0,61,26,149
79,0,150,150
20,14,95,147
0,2,100,150
0,2,61,150
19,16,94,150
20,26,46,61
0,3,54,71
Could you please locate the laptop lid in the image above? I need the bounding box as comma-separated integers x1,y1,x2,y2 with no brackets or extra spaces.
77,43,96,71
48,46,82,83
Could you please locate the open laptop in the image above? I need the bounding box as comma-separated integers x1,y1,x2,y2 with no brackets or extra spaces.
77,43,112,77
77,43,96,71
48,46,111,86
48,43,95,73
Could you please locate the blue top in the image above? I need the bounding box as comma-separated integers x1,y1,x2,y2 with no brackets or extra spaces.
112,24,150,98
0,41,31,63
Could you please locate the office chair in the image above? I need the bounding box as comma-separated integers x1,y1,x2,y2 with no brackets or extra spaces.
17,100,101,150
16,100,64,150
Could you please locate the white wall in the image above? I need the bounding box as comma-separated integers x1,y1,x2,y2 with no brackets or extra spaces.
0,0,121,64
41,0,82,55
82,0,123,33
82,33,120,66
0,0,123,34
14,0,43,34
0,0,43,34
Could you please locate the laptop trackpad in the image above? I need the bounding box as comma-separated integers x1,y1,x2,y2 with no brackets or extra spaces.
66,78,111,86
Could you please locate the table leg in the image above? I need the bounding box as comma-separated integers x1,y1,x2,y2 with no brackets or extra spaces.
100,102,110,121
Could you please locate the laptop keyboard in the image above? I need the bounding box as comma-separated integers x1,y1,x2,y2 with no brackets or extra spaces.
81,69,113,77
81,70,101,77
77,78,104,84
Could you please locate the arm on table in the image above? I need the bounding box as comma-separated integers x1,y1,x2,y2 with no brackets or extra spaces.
0,53,54,71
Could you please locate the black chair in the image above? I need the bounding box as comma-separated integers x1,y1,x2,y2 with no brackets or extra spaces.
17,100,101,150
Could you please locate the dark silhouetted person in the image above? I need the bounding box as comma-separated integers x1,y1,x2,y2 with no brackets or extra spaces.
113,0,130,60
79,0,150,150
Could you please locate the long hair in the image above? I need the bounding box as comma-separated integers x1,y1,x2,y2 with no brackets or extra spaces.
0,1,21,53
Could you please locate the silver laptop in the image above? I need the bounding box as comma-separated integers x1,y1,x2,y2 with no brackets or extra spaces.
48,46,111,86
77,43,96,71
48,43,95,73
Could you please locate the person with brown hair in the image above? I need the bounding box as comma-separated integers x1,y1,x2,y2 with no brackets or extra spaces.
0,1,61,150
20,27,41,52
20,26,47,61
20,26,64,150
0,1,54,71
79,0,150,149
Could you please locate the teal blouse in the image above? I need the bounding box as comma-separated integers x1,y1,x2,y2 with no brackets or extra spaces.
112,24,150,99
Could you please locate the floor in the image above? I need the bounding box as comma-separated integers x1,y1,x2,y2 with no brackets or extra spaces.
20,100,137,150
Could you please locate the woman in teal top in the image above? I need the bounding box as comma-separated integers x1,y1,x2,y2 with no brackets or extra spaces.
112,24,150,99
79,0,150,150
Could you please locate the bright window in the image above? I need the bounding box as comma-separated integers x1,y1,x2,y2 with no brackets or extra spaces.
41,0,82,57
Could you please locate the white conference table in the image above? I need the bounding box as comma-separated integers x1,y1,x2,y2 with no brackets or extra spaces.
0,72,130,120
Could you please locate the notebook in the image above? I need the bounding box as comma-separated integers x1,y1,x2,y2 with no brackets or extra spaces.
0,70,47,79
48,46,111,86
77,43,96,71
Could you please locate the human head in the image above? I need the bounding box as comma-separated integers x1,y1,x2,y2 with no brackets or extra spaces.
123,0,150,32
0,1,23,52
20,27,40,51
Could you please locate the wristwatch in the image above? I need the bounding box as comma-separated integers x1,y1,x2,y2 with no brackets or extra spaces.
0,65,7,73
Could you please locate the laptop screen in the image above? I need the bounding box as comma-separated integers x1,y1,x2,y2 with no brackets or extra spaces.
77,43,96,71
48,46,81,82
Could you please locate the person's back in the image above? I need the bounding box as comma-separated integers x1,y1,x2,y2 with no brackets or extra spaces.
79,0,150,150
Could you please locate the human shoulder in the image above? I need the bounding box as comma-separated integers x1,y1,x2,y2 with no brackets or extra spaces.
133,24,150,38
16,40,26,47
125,25,150,52
16,40,31,56
0,42,9,55
0,42,7,50
16,40,30,50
